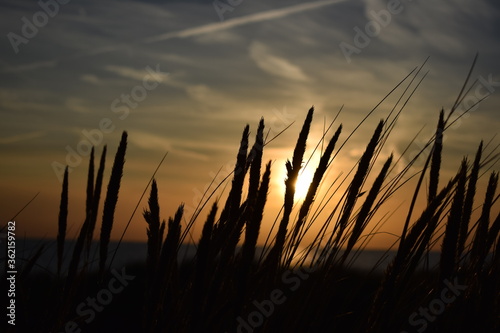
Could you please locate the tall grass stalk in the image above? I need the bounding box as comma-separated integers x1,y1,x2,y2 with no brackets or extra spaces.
57,166,68,275
99,131,127,278
286,124,342,266
439,158,467,282
266,107,314,271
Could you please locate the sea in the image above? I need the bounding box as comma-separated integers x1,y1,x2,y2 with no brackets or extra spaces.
0,238,442,275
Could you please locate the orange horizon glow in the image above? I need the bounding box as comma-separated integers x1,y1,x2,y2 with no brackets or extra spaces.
1,1,498,254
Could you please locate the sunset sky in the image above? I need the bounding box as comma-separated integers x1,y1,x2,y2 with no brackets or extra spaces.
1,0,499,249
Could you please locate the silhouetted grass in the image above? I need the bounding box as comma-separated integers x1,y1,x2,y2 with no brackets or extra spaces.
99,131,127,278
7,61,500,333
56,166,68,275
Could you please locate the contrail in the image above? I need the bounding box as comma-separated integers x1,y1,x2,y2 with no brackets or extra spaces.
144,0,347,43
3,0,346,73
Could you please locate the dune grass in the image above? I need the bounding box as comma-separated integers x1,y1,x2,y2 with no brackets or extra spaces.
4,61,500,333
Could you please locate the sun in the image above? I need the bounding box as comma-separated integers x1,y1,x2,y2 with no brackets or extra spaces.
273,155,320,203
293,166,315,201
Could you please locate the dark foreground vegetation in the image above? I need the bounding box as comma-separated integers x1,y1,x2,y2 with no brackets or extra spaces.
2,60,499,332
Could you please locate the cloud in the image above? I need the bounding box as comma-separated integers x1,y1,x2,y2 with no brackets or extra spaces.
65,97,91,114
129,131,173,151
144,0,348,43
192,30,242,44
185,84,212,101
0,131,46,144
129,131,208,161
249,41,310,82
105,65,155,81
361,0,498,57
81,74,101,85
2,0,347,73
2,61,58,73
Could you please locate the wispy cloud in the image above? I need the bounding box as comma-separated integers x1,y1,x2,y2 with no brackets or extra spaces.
144,0,347,43
129,131,208,161
105,65,167,81
129,131,172,151
2,0,347,74
81,74,101,85
2,60,58,73
249,41,310,82
64,97,91,114
0,131,46,144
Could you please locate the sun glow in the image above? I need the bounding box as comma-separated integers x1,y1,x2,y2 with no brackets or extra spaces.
272,151,323,204
293,167,315,201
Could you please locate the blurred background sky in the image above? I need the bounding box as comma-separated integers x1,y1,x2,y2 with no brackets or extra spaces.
1,0,499,249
